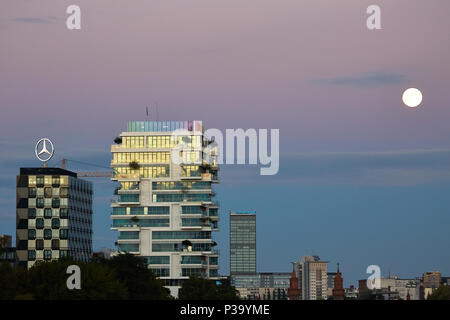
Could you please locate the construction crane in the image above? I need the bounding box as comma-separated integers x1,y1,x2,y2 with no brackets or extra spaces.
61,158,113,178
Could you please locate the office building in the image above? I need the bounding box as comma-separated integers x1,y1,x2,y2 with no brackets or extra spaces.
231,272,291,300
16,168,93,269
230,210,256,275
110,121,219,296
294,255,328,300
358,275,421,300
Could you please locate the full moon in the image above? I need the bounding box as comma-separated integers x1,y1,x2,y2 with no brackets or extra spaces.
402,88,423,108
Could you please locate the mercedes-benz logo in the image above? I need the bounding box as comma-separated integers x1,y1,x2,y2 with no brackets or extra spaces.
35,138,54,162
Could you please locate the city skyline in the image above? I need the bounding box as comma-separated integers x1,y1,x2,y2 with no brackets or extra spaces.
2,0,450,288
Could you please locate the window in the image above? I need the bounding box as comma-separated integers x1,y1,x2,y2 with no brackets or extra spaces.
112,218,169,228
51,239,60,250
44,229,52,240
118,231,139,239
182,206,204,215
44,250,52,260
36,239,44,250
152,231,211,240
28,208,36,219
35,218,44,229
112,207,126,215
28,187,37,198
117,243,139,252
118,194,139,202
52,176,60,187
60,187,68,198
28,250,36,261
181,256,205,264
149,268,170,277
28,176,36,186
28,229,36,240
51,218,60,229
44,208,52,219
146,256,170,265
182,268,205,277
209,269,218,277
36,176,44,187
182,218,201,227
209,257,218,265
147,206,170,215
60,229,68,239
60,208,68,218
44,187,52,198
52,198,60,208
36,198,45,208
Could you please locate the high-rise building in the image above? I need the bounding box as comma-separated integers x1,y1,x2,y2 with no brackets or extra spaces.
16,168,93,269
230,210,256,275
110,121,219,296
294,255,328,300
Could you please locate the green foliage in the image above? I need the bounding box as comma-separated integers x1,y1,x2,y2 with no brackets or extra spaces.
104,253,171,300
0,254,170,300
178,277,239,300
129,161,140,170
429,285,450,300
0,263,18,299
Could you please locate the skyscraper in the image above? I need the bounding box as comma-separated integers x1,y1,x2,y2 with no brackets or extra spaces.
294,256,328,300
110,121,219,296
16,167,93,269
230,210,256,275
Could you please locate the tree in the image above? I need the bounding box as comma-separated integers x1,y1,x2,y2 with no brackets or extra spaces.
129,161,140,170
179,277,239,300
105,253,171,300
429,285,450,300
0,262,18,299
25,258,127,300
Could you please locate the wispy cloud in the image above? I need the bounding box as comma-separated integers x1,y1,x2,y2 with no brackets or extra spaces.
314,71,408,87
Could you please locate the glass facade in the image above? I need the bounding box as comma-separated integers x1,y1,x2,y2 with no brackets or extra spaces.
111,121,219,289
16,168,93,269
230,210,256,275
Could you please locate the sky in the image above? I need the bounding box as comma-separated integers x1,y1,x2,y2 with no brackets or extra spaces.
1,0,450,287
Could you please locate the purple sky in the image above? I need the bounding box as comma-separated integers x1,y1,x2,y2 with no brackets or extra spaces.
1,1,450,285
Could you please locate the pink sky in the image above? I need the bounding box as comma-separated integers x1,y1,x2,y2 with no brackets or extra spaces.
1,0,450,153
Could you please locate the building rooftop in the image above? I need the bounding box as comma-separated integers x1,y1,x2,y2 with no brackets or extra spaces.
127,120,203,133
230,210,256,215
19,167,78,178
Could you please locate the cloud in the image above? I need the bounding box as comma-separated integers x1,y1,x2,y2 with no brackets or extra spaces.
10,17,57,24
314,71,408,87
